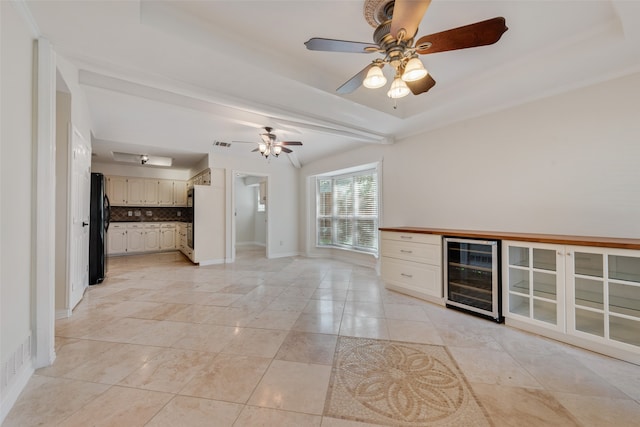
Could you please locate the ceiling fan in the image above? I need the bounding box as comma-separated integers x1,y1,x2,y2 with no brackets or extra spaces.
233,127,303,159
304,0,508,99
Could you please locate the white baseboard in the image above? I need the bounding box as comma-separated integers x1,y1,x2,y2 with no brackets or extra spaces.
236,241,266,247
1,333,34,425
0,360,33,424
268,251,301,259
56,309,71,319
198,258,225,266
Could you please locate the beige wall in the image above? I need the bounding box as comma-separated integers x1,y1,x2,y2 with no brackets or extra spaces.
382,71,640,238
300,71,640,259
1,0,35,385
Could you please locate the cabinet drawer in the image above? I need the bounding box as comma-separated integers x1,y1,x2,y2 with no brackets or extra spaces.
381,258,442,297
127,224,145,229
382,231,441,245
145,224,161,229
381,240,441,265
110,224,127,230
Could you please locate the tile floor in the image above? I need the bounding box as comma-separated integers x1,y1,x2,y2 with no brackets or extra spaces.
4,247,640,426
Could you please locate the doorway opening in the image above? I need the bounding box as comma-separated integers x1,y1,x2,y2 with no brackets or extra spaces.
232,172,269,261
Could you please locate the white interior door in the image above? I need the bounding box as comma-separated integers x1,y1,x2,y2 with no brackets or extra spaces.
69,126,91,309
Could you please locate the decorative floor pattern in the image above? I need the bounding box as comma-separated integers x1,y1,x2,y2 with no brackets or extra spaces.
325,337,491,426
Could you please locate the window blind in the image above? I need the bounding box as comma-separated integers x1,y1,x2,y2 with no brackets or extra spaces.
316,168,378,254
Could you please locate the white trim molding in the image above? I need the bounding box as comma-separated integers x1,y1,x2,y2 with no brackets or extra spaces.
34,38,57,369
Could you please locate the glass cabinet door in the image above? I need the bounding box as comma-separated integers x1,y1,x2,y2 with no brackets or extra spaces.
569,249,640,349
504,242,563,330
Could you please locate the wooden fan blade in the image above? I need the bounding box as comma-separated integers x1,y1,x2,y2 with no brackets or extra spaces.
280,141,303,146
232,140,258,144
390,0,432,40
251,148,259,152
280,147,293,154
406,73,436,95
337,63,375,95
415,17,508,55
304,38,379,53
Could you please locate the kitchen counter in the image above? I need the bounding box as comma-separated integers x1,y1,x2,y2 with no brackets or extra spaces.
379,226,640,250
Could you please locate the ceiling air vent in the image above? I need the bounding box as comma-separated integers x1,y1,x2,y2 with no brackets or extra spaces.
213,140,231,148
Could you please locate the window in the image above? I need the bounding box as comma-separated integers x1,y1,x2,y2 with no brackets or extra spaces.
316,168,378,254
257,181,266,212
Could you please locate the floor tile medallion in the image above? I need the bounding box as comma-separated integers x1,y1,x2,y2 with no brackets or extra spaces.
324,337,491,426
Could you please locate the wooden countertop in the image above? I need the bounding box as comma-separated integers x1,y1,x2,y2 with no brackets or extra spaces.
379,227,640,250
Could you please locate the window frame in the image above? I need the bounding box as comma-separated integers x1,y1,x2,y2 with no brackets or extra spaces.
315,166,379,255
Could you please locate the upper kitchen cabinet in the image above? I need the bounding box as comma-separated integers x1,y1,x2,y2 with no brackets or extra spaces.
158,180,174,205
173,181,188,206
106,175,188,206
107,176,127,205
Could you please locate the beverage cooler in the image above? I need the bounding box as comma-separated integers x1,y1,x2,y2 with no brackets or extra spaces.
444,237,503,322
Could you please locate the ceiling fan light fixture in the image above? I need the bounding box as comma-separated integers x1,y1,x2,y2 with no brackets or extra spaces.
402,57,428,82
273,145,282,156
363,65,387,89
387,77,411,99
258,143,267,153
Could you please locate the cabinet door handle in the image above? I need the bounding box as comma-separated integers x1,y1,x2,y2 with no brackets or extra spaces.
400,273,413,278
400,249,413,254
400,235,413,239
567,252,572,256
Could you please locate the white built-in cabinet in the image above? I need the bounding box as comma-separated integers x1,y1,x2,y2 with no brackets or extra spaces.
126,224,146,253
158,180,174,205
381,231,443,303
106,176,188,206
108,222,178,255
144,224,160,250
173,181,188,206
160,224,176,250
504,241,640,363
107,176,127,205
107,224,127,255
504,242,565,332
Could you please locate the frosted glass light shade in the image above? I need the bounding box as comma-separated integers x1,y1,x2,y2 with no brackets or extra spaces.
363,66,387,89
387,77,411,99
258,143,267,153
273,145,282,156
402,57,428,82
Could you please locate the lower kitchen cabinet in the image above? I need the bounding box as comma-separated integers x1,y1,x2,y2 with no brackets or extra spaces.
107,224,127,255
107,222,181,255
381,231,443,303
503,240,640,363
126,224,146,253
144,224,160,251
503,241,565,332
160,224,176,250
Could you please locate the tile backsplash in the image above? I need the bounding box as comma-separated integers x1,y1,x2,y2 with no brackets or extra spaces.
110,206,192,222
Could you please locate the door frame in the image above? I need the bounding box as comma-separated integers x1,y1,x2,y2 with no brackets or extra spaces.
230,170,270,261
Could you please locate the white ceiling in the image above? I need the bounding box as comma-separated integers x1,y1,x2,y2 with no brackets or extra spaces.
25,0,640,169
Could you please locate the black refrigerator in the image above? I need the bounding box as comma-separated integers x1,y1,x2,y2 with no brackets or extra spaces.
89,173,110,285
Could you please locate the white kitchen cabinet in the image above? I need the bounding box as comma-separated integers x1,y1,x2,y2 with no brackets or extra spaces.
143,179,159,205
503,241,566,332
106,176,127,206
126,224,145,252
173,181,188,206
381,231,443,303
127,179,145,206
158,180,174,205
107,224,127,254
566,247,640,351
504,241,640,363
160,224,176,250
144,224,160,251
